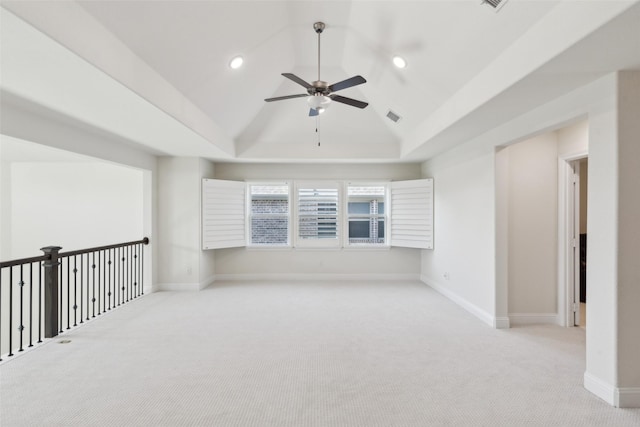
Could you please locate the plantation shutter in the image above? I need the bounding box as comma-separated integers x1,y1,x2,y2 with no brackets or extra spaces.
390,179,434,249
202,179,246,250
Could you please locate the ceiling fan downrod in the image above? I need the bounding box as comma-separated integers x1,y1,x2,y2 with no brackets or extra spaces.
314,22,325,82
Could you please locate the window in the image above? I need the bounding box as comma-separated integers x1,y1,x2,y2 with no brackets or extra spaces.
296,183,340,248
248,183,290,246
346,184,387,246
203,178,433,251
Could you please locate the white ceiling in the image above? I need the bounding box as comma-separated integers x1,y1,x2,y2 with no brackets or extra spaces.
1,0,639,163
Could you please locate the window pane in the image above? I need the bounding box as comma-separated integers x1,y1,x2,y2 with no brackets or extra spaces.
298,187,339,240
250,184,289,245
347,185,386,245
251,216,288,245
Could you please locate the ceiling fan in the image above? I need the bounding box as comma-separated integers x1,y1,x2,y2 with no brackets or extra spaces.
264,22,369,117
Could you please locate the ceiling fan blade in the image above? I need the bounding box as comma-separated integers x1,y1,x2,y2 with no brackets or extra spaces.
282,73,313,89
329,95,368,109
328,75,366,92
264,94,308,102
309,108,319,117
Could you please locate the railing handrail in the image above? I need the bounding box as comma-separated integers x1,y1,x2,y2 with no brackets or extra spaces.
0,255,49,269
59,237,149,258
0,238,149,268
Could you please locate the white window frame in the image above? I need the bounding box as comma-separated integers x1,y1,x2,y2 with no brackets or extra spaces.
343,181,390,248
246,181,292,248
294,181,342,249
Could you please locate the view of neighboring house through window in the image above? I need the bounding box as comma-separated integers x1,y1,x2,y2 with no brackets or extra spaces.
347,184,387,246
297,184,340,247
249,183,290,246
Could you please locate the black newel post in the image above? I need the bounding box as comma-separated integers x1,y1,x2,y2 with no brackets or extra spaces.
41,246,62,338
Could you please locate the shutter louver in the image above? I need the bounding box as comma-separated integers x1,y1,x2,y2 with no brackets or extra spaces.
202,179,246,249
298,187,339,240
390,179,434,249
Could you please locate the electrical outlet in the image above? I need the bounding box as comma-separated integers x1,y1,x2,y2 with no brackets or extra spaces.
187,266,192,276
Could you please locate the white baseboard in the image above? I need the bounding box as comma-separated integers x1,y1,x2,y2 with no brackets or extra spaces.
421,275,495,328
214,273,420,282
616,387,640,408
157,282,207,291
509,313,560,325
201,274,216,289
585,372,615,406
584,372,640,408
494,317,511,329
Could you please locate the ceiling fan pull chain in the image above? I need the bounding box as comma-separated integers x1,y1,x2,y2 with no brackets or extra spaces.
316,117,321,147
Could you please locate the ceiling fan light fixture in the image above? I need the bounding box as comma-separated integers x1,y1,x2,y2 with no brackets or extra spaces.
307,94,331,111
393,56,407,69
229,55,244,69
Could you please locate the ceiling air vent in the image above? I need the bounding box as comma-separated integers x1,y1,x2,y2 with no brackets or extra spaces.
482,0,509,11
386,110,401,123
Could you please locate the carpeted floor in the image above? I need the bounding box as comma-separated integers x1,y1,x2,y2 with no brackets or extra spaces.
1,280,639,426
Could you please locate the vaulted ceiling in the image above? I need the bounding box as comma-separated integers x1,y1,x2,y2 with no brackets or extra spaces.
2,1,639,163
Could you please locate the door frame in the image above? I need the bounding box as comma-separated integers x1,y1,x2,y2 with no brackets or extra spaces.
558,151,587,327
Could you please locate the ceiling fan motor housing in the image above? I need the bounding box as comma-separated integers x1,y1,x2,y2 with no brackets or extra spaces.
309,80,329,96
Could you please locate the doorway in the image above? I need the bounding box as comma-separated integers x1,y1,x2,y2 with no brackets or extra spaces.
563,156,588,328
576,158,588,328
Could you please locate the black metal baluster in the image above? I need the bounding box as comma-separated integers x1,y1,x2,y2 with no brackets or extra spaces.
128,245,132,302
9,267,14,357
80,254,84,324
121,248,126,305
98,251,105,316
108,249,112,310
115,247,119,306
73,256,78,327
86,253,90,321
66,257,71,330
134,244,138,298
92,252,96,318
58,260,63,333
141,242,145,295
115,247,118,306
29,263,33,347
38,262,42,343
18,266,24,352
101,251,107,313
1,269,3,360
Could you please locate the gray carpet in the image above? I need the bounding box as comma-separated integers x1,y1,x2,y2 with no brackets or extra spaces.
1,280,639,426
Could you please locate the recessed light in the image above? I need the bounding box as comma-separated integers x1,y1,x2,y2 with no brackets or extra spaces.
392,56,407,69
229,56,244,69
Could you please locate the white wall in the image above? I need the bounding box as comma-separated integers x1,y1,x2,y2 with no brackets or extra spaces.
420,72,640,407
9,161,143,259
506,133,559,319
0,145,10,260
198,158,216,284
421,147,497,326
213,162,423,279
612,72,640,394
157,157,215,290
